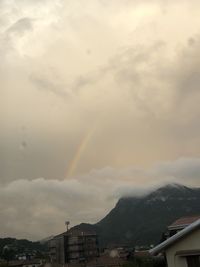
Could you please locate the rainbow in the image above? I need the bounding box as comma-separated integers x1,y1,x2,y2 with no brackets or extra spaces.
66,126,96,178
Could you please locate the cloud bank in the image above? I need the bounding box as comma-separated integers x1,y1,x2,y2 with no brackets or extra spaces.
1,157,200,240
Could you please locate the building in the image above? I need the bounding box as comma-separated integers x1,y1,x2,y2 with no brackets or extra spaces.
167,215,200,237
150,219,200,267
49,229,99,265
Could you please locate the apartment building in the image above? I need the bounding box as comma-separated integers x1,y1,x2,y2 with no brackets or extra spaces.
49,229,99,264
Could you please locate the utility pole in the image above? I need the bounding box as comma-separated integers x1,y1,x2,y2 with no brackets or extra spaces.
65,221,70,231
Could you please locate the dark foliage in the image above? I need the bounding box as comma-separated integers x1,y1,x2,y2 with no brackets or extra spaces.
0,238,47,261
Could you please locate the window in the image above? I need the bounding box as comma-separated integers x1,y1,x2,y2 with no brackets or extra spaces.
186,256,200,267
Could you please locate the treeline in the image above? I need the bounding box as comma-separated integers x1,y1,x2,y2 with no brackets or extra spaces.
0,238,48,261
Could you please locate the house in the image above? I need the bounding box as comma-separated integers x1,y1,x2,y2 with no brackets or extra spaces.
167,215,200,237
49,229,99,265
150,219,200,267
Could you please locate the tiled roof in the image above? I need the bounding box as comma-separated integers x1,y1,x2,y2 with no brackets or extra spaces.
150,219,200,255
134,250,150,258
168,215,200,229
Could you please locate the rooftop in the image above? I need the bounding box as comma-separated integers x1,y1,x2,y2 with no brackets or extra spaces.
52,229,97,239
168,215,200,229
150,218,200,255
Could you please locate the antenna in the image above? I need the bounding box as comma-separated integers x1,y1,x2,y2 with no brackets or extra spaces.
65,221,70,231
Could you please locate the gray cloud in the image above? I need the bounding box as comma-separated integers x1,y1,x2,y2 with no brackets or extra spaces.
30,75,70,98
6,17,33,36
2,35,200,182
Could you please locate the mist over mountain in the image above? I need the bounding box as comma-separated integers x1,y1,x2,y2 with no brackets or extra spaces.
71,184,200,247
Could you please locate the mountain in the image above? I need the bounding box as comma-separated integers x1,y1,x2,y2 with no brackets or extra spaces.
71,183,200,247
39,235,54,244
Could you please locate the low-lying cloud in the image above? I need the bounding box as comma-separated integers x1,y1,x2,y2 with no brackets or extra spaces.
0,157,200,240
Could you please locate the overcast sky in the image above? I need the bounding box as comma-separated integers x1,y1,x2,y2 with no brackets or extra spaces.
1,0,200,240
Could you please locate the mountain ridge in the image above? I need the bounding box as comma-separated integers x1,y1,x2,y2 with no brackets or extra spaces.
71,183,200,247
